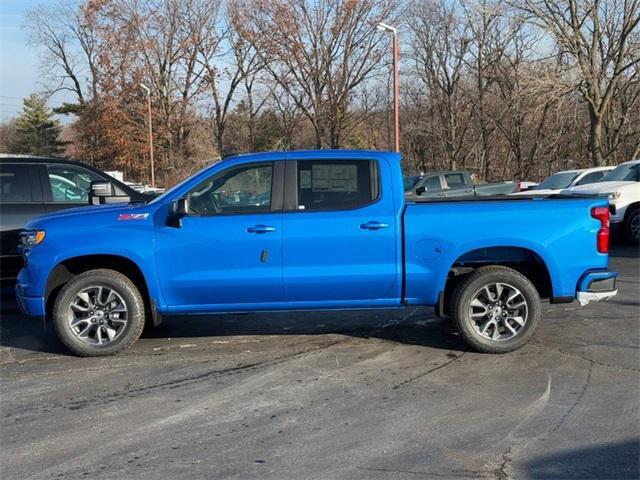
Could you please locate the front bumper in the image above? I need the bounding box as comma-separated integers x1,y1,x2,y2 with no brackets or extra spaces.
576,271,618,306
15,269,46,317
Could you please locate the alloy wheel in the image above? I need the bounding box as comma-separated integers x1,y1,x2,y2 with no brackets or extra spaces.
468,282,528,341
67,286,129,345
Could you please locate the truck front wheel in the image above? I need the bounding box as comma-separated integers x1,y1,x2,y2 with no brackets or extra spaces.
52,269,145,356
451,266,541,354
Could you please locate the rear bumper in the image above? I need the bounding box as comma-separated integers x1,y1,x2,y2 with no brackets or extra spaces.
576,271,618,306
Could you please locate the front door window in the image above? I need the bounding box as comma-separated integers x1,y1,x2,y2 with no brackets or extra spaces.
187,163,273,215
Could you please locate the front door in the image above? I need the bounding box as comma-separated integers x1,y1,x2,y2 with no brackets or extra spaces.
282,157,400,307
155,161,284,312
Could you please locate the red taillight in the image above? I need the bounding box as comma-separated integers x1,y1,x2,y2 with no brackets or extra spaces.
591,206,610,253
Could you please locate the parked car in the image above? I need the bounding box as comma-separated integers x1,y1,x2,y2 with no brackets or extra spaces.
15,150,617,356
0,155,151,284
403,175,423,191
561,160,640,242
512,167,614,196
407,170,517,199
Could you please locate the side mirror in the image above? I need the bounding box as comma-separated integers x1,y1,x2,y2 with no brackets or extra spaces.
415,186,426,196
89,181,131,205
167,198,189,228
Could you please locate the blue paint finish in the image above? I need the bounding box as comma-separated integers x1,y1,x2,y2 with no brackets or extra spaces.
403,197,609,304
15,149,616,321
155,212,284,310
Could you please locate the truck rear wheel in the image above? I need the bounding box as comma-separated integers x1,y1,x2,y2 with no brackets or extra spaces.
52,269,145,356
451,266,540,354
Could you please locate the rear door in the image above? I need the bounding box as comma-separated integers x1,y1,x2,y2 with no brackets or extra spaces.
0,163,46,281
282,157,400,307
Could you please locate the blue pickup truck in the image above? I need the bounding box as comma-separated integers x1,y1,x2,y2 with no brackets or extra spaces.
15,150,618,356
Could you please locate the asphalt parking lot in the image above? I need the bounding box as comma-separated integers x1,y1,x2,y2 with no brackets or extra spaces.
1,245,638,480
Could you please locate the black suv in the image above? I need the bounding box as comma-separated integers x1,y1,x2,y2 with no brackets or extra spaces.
0,155,149,283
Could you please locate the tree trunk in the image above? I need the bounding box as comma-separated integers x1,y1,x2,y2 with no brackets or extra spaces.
588,106,604,166
215,121,225,158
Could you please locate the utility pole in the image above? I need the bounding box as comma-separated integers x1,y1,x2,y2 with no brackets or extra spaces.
140,83,155,187
377,22,400,153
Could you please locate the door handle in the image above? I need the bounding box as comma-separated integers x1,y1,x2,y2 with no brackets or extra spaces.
247,225,276,234
360,221,389,230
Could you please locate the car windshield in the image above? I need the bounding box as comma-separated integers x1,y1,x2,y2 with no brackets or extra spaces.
148,164,216,205
599,163,640,182
535,172,580,190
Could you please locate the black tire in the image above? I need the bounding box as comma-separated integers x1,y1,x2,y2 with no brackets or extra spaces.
451,265,541,354
624,206,639,244
53,269,145,356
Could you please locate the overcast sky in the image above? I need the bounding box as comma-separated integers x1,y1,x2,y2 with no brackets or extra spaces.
0,0,57,121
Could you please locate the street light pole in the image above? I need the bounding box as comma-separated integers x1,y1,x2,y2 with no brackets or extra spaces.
377,22,400,153
140,83,155,187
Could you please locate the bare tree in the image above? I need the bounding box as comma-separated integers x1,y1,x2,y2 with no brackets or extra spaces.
513,0,640,165
236,0,400,149
25,0,101,105
410,0,473,170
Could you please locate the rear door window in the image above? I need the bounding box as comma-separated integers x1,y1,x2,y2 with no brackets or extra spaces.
0,164,35,203
444,173,466,188
296,160,377,211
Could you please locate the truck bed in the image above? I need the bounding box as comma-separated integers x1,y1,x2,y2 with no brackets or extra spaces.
406,193,591,203
402,195,608,306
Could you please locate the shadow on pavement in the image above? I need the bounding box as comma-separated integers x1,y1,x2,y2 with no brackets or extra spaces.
523,439,640,479
150,309,471,351
1,300,470,357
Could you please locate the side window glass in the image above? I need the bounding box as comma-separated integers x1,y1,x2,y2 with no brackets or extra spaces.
0,164,32,202
297,160,375,211
187,163,273,215
47,165,101,203
575,171,602,186
445,173,465,188
423,175,441,191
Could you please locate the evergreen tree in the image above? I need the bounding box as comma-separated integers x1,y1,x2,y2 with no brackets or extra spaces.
14,94,64,156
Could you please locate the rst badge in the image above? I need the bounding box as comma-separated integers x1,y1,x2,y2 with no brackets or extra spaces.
118,213,149,221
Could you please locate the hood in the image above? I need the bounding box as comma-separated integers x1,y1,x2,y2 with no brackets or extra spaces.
24,202,151,230
562,181,637,195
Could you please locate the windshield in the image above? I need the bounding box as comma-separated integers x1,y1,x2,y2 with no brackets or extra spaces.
599,163,640,182
148,163,218,205
535,172,580,190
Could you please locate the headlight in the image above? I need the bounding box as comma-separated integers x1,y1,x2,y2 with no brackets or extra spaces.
20,230,46,248
608,191,621,201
